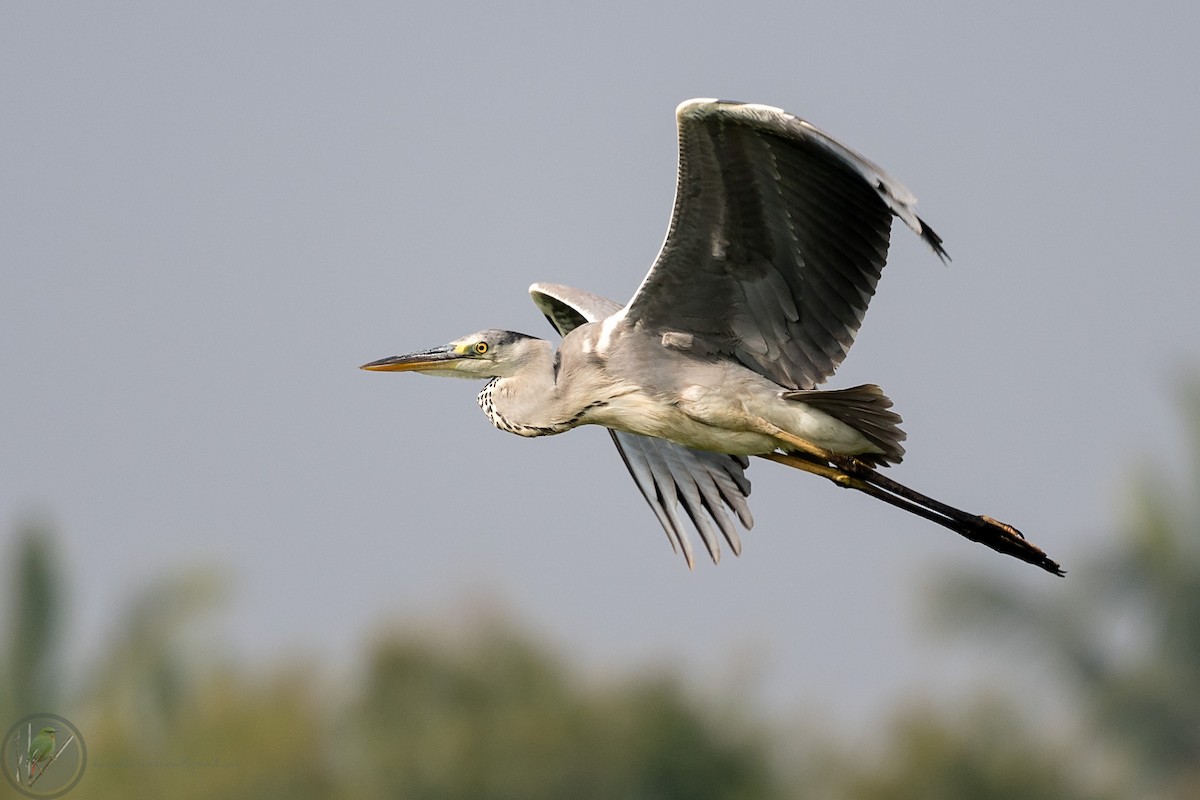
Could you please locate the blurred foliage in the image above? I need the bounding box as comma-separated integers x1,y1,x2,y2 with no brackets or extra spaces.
0,527,1105,800
83,666,332,800
341,623,778,800
811,698,1116,800
933,377,1200,799
76,618,784,799
1,538,787,798
7,377,1200,796
86,567,228,739
1,516,64,720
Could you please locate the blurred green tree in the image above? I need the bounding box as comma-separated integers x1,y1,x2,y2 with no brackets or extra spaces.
932,378,1200,799
1,516,64,720
86,566,228,740
809,699,1115,800
340,619,781,800
82,664,333,800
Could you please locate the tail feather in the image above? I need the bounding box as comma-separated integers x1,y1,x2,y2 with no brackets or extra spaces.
782,384,906,466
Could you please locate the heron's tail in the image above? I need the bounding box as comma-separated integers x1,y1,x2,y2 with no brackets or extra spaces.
782,384,906,466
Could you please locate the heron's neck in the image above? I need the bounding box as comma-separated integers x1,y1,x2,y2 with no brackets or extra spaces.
476,341,594,437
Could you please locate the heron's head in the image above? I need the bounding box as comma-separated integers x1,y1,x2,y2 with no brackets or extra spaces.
360,329,547,379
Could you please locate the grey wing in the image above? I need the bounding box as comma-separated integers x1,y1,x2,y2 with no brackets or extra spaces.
530,282,754,567
529,282,618,334
623,99,948,391
606,429,752,567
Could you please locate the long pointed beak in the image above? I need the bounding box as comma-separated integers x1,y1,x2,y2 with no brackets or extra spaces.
360,345,462,372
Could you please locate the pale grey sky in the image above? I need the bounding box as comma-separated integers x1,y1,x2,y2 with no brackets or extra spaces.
4,2,1199,730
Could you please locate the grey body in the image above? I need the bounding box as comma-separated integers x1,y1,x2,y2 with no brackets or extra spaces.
481,321,878,457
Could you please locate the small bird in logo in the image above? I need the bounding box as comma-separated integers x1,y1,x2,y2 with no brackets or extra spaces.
27,726,57,780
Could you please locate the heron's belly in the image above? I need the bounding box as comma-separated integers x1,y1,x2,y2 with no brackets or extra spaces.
588,385,878,457
587,394,779,455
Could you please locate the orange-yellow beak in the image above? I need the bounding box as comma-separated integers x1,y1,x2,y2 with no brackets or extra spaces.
360,344,466,372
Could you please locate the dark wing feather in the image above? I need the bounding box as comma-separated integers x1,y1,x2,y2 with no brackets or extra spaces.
529,282,753,566
623,99,947,390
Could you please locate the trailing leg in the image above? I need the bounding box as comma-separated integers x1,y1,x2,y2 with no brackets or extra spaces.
757,451,1064,575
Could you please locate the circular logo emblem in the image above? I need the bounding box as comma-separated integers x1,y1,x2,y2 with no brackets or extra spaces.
2,714,87,798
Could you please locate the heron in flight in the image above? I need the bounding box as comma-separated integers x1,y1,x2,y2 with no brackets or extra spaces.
363,99,1062,575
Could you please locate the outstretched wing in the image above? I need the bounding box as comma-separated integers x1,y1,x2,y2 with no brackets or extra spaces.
530,282,753,566
623,99,947,391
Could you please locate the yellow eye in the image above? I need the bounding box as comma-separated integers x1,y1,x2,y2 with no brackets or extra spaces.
474,341,489,355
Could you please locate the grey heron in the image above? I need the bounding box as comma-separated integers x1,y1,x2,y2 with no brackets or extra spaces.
363,99,1062,576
